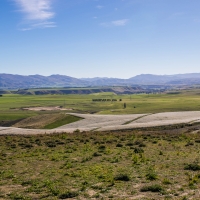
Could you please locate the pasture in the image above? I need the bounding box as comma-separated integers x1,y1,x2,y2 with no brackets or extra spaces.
0,89,200,128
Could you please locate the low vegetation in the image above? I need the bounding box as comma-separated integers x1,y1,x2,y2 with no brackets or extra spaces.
43,115,82,129
1,126,200,199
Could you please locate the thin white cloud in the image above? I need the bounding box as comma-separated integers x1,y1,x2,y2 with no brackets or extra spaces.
13,0,55,30
100,19,129,27
112,19,129,26
96,5,103,9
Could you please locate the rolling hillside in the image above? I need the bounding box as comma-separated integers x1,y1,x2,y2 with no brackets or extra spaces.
1,73,200,89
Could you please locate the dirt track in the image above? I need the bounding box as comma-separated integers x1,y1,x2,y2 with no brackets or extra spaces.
1,111,200,135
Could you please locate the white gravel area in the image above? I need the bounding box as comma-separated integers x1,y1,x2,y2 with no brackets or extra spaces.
56,113,147,130
1,111,200,135
132,112,200,124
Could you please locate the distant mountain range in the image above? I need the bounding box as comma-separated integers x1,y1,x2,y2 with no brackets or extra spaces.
1,73,200,89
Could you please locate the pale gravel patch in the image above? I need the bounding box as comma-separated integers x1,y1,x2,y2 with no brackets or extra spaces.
131,111,200,124
99,111,200,131
1,111,200,135
55,113,147,130
22,106,72,111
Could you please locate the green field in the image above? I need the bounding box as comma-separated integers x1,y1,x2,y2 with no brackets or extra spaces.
0,89,200,122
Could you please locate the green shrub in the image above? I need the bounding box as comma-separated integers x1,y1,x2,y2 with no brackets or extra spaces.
93,152,102,157
146,170,157,181
45,141,56,147
59,191,78,199
140,184,163,192
185,141,194,146
74,129,80,133
125,142,134,146
184,163,200,171
9,193,31,200
134,147,144,153
114,173,130,181
116,143,123,147
98,145,106,150
162,178,172,185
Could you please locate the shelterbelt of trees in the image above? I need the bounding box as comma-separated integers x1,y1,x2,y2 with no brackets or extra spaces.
92,99,121,102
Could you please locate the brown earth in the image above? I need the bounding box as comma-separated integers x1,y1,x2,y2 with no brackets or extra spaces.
12,113,64,129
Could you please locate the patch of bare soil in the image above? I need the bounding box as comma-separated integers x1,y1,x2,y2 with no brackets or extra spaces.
12,113,64,129
22,106,72,111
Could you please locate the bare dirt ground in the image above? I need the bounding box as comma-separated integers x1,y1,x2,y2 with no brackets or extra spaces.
12,113,64,129
1,111,200,135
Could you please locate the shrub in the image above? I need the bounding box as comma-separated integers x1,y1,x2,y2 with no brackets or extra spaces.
98,145,106,150
185,141,194,146
98,145,106,153
125,142,134,146
59,191,78,199
19,143,33,149
114,173,130,181
162,178,172,185
9,193,31,200
134,147,144,153
184,163,200,171
93,152,102,157
146,170,157,181
45,141,56,147
139,143,146,147
140,184,163,192
134,140,143,145
116,143,123,147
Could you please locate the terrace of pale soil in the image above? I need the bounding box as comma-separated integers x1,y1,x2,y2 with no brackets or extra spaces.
1,111,200,135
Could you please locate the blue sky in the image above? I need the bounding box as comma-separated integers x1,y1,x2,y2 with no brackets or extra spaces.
1,0,200,78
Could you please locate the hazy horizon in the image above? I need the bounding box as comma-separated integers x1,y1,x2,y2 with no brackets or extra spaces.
1,72,200,80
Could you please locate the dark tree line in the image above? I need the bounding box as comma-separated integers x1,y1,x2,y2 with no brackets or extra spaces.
92,99,118,102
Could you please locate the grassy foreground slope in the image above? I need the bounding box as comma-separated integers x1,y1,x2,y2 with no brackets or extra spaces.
1,127,200,199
